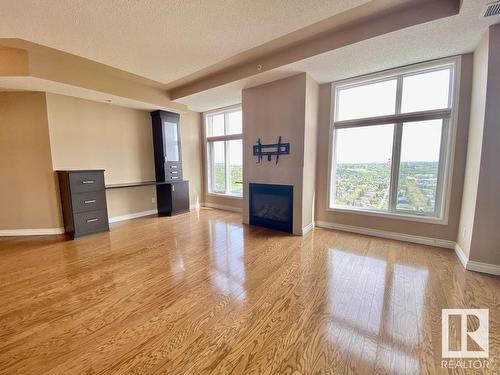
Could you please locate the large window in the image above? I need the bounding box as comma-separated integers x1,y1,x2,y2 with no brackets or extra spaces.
330,58,459,220
205,106,243,197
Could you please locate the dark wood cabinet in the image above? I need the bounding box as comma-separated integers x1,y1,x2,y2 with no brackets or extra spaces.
151,110,190,216
157,181,190,216
57,170,109,238
151,110,183,182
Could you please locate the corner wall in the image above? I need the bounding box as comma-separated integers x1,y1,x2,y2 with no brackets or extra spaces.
0,92,62,230
302,75,319,231
457,36,489,258
459,25,500,267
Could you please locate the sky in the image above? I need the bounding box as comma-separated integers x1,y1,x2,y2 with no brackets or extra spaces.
335,68,450,164
210,110,243,165
335,120,442,164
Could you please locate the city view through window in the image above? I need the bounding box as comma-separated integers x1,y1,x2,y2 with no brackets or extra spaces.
331,64,453,217
334,120,442,214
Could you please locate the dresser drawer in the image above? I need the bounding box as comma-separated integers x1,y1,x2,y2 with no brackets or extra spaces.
73,210,109,237
69,171,105,193
71,191,107,213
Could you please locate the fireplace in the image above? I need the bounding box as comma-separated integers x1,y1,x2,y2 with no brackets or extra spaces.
249,183,293,233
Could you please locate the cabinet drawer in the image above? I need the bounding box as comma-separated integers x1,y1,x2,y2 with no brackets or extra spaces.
71,191,107,213
164,164,182,181
166,162,182,169
69,171,105,193
73,210,109,237
166,170,183,181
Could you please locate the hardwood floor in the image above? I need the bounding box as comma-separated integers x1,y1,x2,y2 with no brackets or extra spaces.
0,208,498,374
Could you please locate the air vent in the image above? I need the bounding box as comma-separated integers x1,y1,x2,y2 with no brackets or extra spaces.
483,1,500,17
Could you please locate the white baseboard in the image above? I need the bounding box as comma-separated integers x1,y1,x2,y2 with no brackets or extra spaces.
453,243,468,268
301,222,315,235
202,202,243,213
466,260,500,275
316,221,500,276
2,205,201,236
108,209,158,223
315,220,455,249
454,243,500,275
0,228,65,236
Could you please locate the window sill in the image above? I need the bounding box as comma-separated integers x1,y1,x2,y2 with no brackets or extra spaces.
326,206,448,225
207,192,243,199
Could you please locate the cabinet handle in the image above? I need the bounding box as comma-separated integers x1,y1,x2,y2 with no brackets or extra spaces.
87,218,99,223
82,180,95,184
170,165,178,169
84,200,96,204
171,171,178,174
172,185,175,192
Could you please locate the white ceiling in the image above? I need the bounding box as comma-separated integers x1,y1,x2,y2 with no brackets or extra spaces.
0,0,368,84
178,0,500,112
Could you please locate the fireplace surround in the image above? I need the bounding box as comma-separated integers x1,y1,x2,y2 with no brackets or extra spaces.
249,183,293,233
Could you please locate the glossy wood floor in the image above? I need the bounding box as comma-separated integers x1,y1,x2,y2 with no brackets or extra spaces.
0,209,498,374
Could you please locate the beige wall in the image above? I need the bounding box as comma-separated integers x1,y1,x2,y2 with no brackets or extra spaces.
242,73,318,234
302,75,319,230
204,194,243,211
0,92,62,229
46,94,155,183
465,25,500,266
0,47,29,76
179,110,203,208
46,93,202,218
457,38,489,257
314,54,473,241
46,93,157,218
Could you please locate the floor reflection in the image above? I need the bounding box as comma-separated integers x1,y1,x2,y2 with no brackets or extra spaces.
328,250,387,335
208,219,246,302
327,249,429,375
388,264,429,346
168,238,186,282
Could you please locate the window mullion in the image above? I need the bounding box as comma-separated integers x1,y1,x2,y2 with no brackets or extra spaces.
222,112,229,194
224,140,230,195
434,118,449,217
333,108,451,129
389,76,404,213
209,142,215,193
389,124,403,213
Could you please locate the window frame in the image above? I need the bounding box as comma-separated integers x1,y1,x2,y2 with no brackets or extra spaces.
327,56,461,224
204,104,243,198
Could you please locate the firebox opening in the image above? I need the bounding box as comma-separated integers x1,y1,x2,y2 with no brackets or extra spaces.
249,183,293,233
